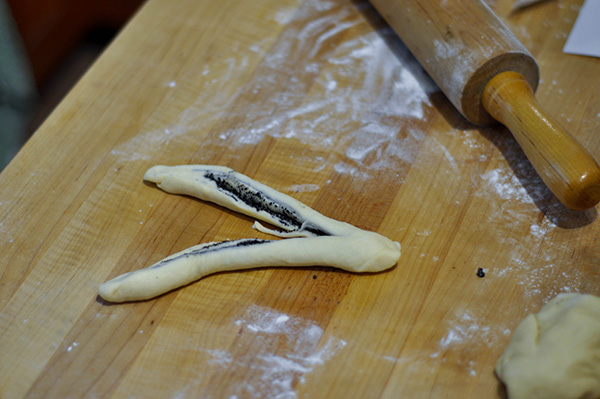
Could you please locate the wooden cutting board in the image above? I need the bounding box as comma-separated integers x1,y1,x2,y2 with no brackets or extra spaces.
1,0,599,397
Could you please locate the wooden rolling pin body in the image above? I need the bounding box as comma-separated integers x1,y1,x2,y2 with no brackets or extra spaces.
369,0,600,210
370,0,539,125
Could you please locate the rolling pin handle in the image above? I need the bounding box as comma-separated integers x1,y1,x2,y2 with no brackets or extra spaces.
482,71,600,210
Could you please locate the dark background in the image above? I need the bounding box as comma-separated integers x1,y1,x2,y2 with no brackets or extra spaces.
1,0,145,169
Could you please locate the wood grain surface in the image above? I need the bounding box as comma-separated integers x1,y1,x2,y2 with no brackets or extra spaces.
1,0,599,398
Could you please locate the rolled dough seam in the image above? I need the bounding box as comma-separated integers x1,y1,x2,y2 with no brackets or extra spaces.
98,165,401,302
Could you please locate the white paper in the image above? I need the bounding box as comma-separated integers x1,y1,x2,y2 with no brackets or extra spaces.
563,0,600,58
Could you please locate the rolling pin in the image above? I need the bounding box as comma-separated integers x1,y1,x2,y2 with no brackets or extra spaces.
369,0,600,210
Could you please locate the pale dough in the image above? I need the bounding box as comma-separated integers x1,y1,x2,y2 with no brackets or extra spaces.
98,165,401,302
496,293,600,399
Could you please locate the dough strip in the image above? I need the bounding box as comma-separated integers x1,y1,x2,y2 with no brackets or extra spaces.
98,165,401,302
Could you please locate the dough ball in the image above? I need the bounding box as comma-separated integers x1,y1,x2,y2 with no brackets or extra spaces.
496,293,600,399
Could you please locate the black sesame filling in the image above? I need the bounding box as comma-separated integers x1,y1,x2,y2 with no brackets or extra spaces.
151,238,270,269
205,171,329,236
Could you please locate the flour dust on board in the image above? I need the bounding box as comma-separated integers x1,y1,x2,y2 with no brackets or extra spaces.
110,0,439,180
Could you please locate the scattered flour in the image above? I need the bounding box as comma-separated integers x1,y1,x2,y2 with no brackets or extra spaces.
490,246,584,310
529,219,554,239
287,184,320,193
199,305,346,399
0,221,15,243
110,0,438,180
427,309,511,377
529,223,544,238
515,262,557,298
433,39,460,60
512,257,582,305
66,342,79,352
433,310,503,355
481,168,532,204
272,4,299,25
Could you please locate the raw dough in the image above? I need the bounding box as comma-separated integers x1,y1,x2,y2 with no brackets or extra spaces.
496,293,600,399
98,165,401,302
